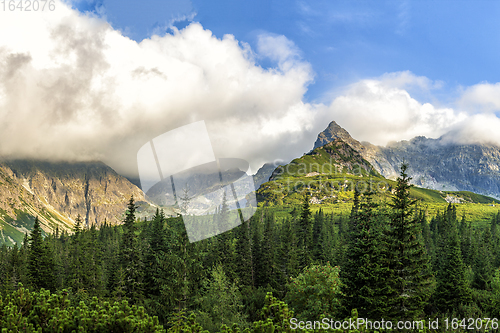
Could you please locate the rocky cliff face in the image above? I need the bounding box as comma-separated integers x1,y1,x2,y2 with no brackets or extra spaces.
313,121,500,199
0,160,146,245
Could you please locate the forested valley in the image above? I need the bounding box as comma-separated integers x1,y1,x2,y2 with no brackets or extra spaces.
1,165,500,332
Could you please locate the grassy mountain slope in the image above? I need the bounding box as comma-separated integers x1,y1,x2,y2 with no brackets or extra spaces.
314,121,500,199
257,138,500,225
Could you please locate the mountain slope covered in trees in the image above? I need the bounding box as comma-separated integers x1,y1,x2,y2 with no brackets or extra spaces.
2,169,500,331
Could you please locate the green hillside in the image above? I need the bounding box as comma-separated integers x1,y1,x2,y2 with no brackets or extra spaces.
256,138,500,225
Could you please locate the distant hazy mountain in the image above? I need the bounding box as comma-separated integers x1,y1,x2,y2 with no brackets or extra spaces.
313,121,500,199
0,160,147,245
253,163,280,189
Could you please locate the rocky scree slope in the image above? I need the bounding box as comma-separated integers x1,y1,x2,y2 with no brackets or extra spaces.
0,160,146,245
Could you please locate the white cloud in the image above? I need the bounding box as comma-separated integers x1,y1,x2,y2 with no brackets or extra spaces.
1,3,499,182
325,72,467,145
377,71,438,91
458,82,500,113
441,113,500,146
0,1,319,177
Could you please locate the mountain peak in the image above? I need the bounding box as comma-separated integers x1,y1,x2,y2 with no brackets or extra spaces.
313,121,364,152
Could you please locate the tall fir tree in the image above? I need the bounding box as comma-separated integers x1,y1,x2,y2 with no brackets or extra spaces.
234,220,253,287
433,204,472,312
297,192,313,270
312,209,325,263
119,196,143,303
258,210,278,288
281,217,300,279
342,191,392,319
473,227,494,290
215,190,235,280
384,163,432,320
27,216,55,291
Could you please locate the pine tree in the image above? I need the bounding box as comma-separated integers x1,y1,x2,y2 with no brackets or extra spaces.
297,192,313,269
384,163,432,320
27,216,55,291
143,209,174,322
250,215,262,288
281,217,300,279
259,210,279,288
144,209,167,297
434,204,472,312
341,191,392,319
69,214,85,291
333,215,349,265
418,210,435,263
460,213,474,267
320,213,337,264
119,196,143,302
215,191,235,279
473,227,494,290
312,209,325,263
234,220,253,287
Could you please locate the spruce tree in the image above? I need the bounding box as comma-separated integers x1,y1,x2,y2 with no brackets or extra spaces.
27,216,55,291
69,214,85,291
384,163,432,320
250,215,262,287
460,213,474,267
259,210,279,288
473,228,494,290
119,196,143,302
312,209,325,263
297,192,313,269
234,220,253,287
281,217,300,279
434,204,472,312
143,209,174,321
342,191,392,319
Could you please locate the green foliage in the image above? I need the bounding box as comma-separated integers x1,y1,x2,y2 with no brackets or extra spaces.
297,193,313,270
433,204,472,313
0,284,165,332
3,179,500,331
384,164,432,320
167,310,208,333
119,196,143,303
342,190,393,319
286,263,343,320
195,264,247,332
234,221,252,287
27,216,55,291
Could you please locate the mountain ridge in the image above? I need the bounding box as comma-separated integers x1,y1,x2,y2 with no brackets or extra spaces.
0,159,148,245
313,121,500,199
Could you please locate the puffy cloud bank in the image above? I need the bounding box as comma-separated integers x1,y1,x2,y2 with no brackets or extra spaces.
0,2,499,179
0,1,319,176
326,72,466,145
326,72,500,147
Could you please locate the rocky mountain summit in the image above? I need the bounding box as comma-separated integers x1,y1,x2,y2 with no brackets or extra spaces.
313,121,500,199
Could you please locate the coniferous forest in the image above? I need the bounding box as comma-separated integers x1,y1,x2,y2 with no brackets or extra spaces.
2,165,500,332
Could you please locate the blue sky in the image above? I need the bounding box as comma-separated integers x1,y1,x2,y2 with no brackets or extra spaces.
73,0,500,104
1,0,500,176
